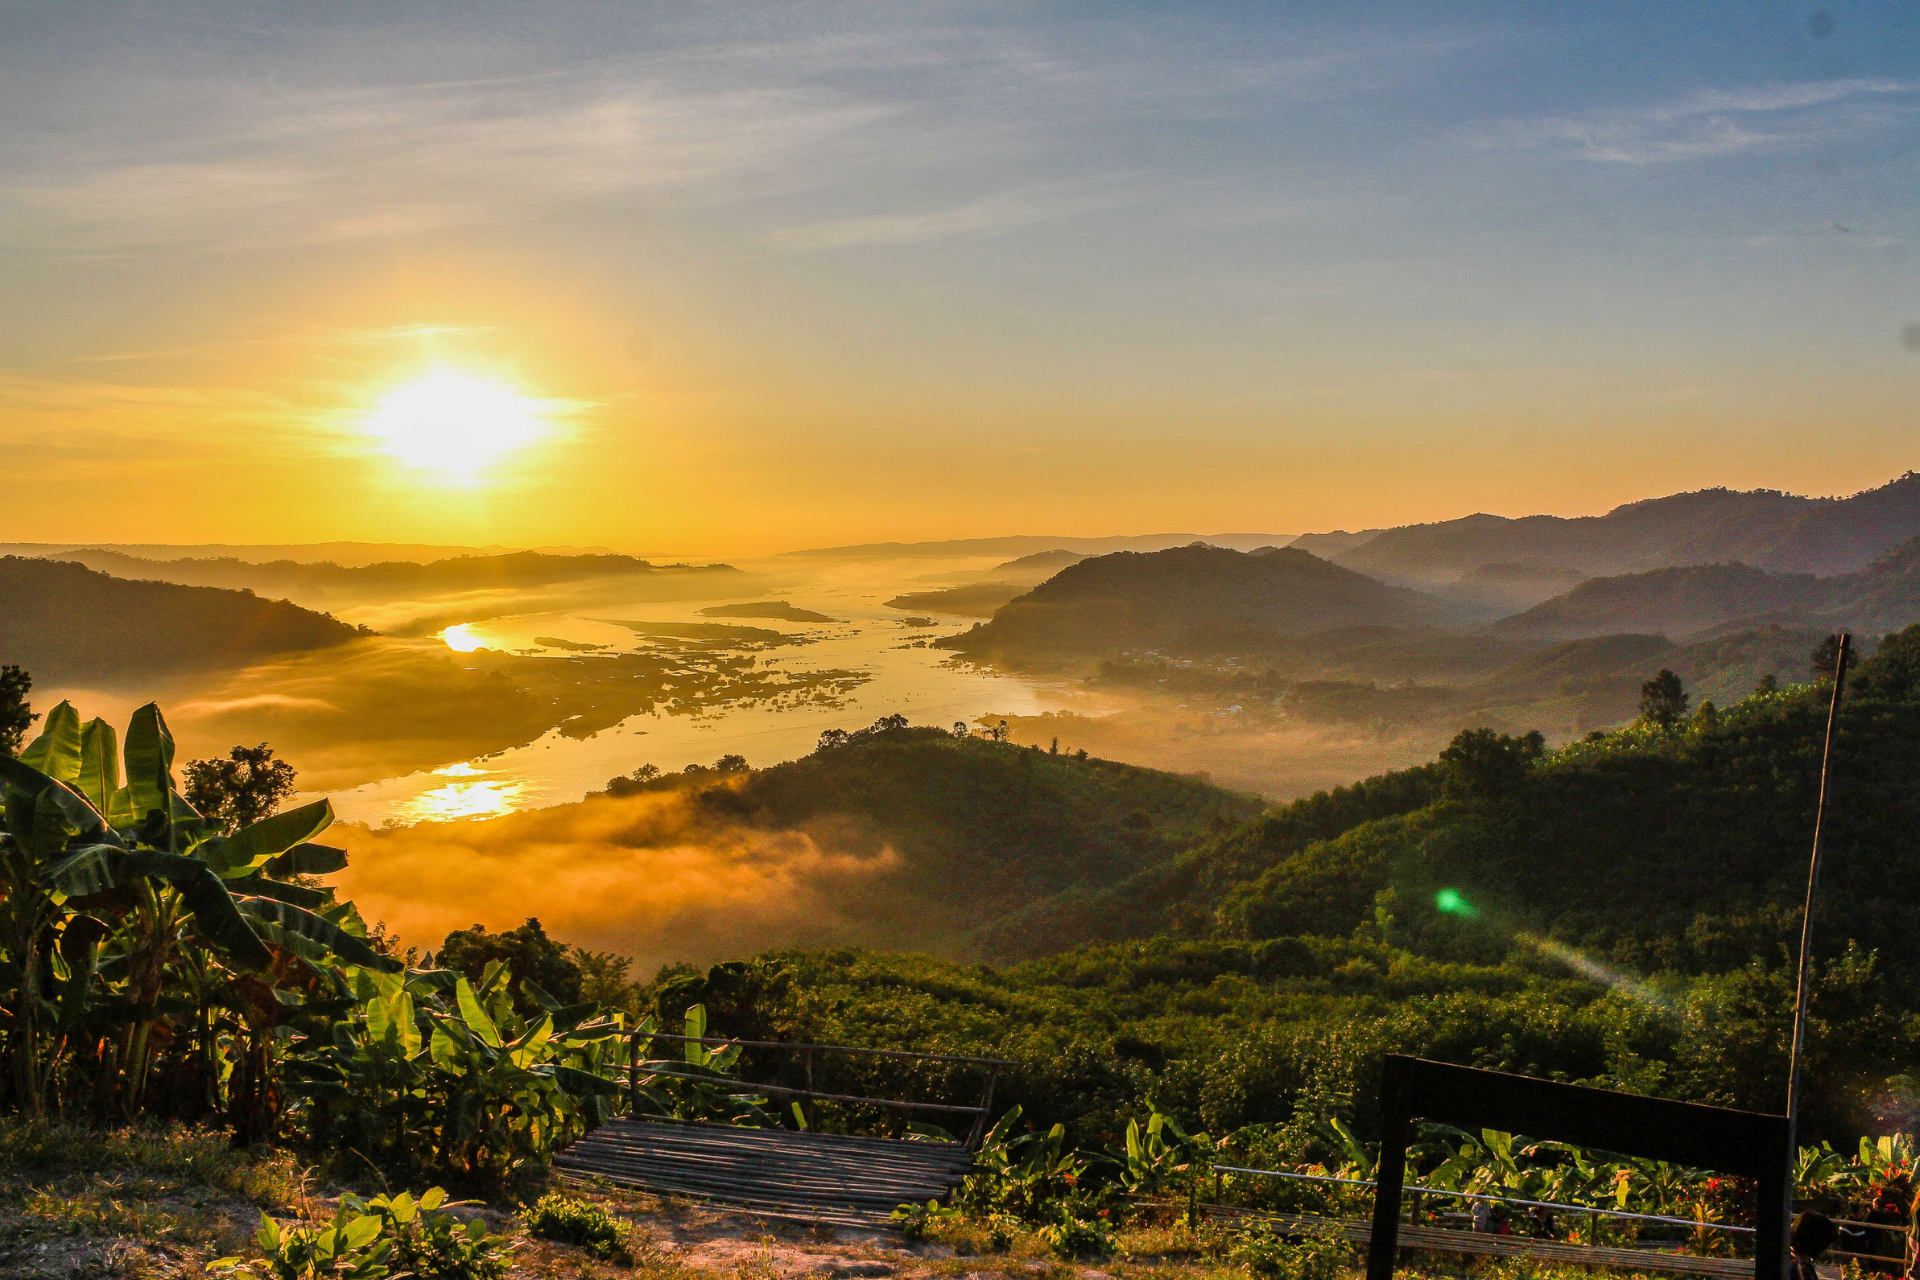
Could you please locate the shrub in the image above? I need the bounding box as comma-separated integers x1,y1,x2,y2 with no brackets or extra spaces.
1039,1210,1114,1259
525,1193,636,1263
1227,1219,1350,1280
210,1187,510,1280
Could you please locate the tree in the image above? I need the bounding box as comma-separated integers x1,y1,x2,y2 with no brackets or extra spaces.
713,753,749,774
0,665,33,757
1438,727,1543,802
436,917,584,1011
183,744,297,836
1811,633,1858,681
1639,669,1688,729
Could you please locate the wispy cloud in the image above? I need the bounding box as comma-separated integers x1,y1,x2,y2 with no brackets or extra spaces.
1467,77,1920,164
765,181,1135,250
2,75,897,252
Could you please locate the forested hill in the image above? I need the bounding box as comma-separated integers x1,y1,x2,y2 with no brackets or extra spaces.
943,544,1461,661
602,724,1264,958
0,556,364,683
996,625,1920,977
652,625,1920,1149
47,548,736,600
1330,472,1920,584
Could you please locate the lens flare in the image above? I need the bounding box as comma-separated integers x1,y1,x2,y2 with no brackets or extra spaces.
1435,887,1479,918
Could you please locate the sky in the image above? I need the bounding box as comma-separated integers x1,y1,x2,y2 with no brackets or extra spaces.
2,1,1916,556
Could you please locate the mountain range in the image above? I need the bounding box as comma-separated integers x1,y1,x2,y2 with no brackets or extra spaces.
1316,472,1920,588
39,548,733,602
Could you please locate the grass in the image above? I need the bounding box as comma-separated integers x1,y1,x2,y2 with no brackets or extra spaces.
0,1117,308,1278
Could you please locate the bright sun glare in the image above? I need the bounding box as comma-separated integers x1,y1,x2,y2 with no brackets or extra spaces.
363,369,547,482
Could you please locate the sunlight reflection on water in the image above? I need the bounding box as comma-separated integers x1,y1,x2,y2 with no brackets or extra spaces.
396,776,527,822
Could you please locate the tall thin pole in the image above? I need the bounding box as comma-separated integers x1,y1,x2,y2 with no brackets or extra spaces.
1782,632,1851,1255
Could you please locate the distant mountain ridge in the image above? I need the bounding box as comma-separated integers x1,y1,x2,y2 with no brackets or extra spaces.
42,548,735,601
784,532,1295,559
0,556,363,685
1497,533,1920,640
0,541,611,567
945,544,1463,659
1325,472,1920,587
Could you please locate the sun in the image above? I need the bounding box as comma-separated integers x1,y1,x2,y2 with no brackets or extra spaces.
363,369,549,482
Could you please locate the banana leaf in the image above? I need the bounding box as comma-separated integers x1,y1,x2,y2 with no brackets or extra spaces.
263,841,348,878
227,875,334,910
41,845,272,970
74,719,119,814
456,977,502,1048
20,702,83,783
199,800,335,878
121,703,177,823
237,897,401,972
552,1065,625,1096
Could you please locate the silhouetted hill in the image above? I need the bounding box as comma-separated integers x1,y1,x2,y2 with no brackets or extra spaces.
0,556,363,684
944,544,1463,660
783,532,1295,559
1494,564,1822,639
1334,473,1920,586
1490,534,1920,642
990,549,1089,583
47,548,736,601
885,583,1024,617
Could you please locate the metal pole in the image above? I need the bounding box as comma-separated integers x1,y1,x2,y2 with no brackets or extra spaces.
1783,632,1851,1266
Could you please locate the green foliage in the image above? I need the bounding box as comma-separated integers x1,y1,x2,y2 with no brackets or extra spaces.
524,1193,637,1262
209,1187,509,1280
0,698,398,1123
436,917,586,1013
627,1003,779,1127
1639,668,1689,728
956,1105,1095,1220
0,663,33,757
283,962,628,1181
1122,1106,1211,1195
1227,1218,1350,1280
1038,1208,1115,1259
889,1197,964,1242
185,744,299,836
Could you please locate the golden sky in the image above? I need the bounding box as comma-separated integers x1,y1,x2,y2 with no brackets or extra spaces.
3,3,1916,556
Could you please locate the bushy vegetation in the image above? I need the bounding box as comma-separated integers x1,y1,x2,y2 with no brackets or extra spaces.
209,1187,511,1280
523,1193,638,1263
0,697,627,1185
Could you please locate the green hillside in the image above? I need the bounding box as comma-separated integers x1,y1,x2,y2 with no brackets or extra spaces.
648,624,1920,1148
0,555,365,684
611,723,1266,958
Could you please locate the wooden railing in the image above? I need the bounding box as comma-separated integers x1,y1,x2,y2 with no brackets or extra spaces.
627,1030,1012,1148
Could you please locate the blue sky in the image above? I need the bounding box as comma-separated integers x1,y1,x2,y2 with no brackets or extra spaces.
0,2,1915,549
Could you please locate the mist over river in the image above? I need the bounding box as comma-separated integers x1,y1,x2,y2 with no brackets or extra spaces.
322,557,1104,825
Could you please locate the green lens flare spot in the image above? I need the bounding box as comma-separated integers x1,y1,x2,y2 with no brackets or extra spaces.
1435,888,1478,918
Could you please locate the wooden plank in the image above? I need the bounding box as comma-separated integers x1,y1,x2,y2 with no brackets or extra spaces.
553,1118,974,1227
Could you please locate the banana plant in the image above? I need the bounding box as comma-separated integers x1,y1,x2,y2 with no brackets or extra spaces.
627,1004,779,1127
284,960,628,1178
1120,1105,1211,1195
0,700,395,1118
